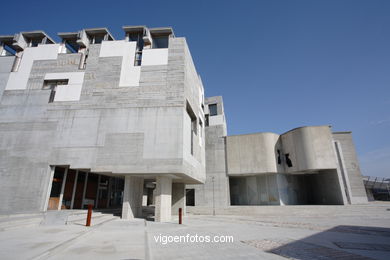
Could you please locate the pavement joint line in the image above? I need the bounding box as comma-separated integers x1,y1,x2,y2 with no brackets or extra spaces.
30,216,118,260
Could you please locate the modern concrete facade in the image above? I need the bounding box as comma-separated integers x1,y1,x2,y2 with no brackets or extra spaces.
0,26,205,222
188,97,368,208
0,26,368,222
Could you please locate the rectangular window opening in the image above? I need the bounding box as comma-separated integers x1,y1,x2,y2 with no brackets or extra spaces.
43,79,69,103
209,104,218,116
152,36,169,49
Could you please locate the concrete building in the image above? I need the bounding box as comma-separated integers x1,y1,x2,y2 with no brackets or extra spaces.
0,26,368,222
188,97,368,208
0,26,205,222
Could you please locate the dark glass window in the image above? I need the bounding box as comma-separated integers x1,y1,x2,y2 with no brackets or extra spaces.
209,104,218,116
152,36,169,48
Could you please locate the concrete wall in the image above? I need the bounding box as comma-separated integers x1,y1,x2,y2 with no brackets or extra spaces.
187,96,230,207
0,35,206,214
333,132,368,204
280,126,338,173
230,175,280,205
0,56,14,100
226,126,339,176
226,133,279,175
277,171,344,205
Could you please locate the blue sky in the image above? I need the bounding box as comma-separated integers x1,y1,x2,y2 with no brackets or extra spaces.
1,0,389,177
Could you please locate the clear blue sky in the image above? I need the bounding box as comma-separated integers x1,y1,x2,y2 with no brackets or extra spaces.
1,0,389,177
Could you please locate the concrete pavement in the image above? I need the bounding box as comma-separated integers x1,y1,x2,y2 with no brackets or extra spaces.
0,203,389,260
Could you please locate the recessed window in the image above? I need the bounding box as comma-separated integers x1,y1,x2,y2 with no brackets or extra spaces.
152,36,169,48
205,114,209,127
2,44,16,56
285,153,293,167
186,102,197,155
199,119,203,138
209,104,218,116
43,79,69,103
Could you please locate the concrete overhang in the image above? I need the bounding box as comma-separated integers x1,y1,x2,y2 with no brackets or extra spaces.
21,31,55,44
57,32,79,40
0,35,14,44
122,25,147,34
84,28,114,40
149,27,175,37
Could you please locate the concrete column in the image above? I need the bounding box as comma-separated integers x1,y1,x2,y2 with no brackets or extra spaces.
0,43,5,56
43,166,55,211
155,176,172,222
122,176,144,219
70,170,79,209
81,172,89,208
58,167,68,210
142,189,148,207
106,177,111,208
95,175,101,208
172,183,186,216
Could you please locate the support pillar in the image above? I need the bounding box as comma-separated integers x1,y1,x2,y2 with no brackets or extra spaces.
58,167,68,210
95,175,101,208
70,170,79,209
82,172,89,208
122,176,144,219
155,176,172,222
43,166,55,211
172,183,186,216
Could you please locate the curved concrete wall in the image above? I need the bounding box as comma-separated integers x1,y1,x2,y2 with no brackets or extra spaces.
226,132,279,175
226,126,338,176
281,126,338,173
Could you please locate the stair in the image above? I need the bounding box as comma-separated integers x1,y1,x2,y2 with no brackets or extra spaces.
66,210,119,226
0,213,44,231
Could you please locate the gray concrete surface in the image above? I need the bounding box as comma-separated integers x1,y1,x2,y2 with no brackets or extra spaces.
0,27,206,216
0,203,389,260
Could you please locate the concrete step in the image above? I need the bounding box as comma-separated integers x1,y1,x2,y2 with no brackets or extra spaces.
0,213,44,231
66,212,105,223
67,214,119,226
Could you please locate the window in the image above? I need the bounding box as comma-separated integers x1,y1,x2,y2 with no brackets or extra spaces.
134,51,142,66
209,104,218,116
285,153,293,167
152,36,169,48
64,42,78,53
2,44,16,56
199,119,203,138
186,102,197,155
129,33,144,66
43,79,69,103
205,114,209,127
186,189,195,206
277,150,281,164
27,38,42,47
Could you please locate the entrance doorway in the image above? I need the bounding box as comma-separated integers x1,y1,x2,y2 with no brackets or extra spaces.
47,166,124,211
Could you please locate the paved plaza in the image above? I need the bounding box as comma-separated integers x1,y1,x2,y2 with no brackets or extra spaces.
0,203,389,260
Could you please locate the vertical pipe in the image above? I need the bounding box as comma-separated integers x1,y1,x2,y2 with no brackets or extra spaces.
86,204,92,226
58,167,68,210
70,170,79,209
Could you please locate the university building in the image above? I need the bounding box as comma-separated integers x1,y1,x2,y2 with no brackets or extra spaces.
0,26,367,222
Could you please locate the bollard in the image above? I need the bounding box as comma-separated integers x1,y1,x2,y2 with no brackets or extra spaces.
86,204,93,226
179,208,182,224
